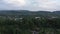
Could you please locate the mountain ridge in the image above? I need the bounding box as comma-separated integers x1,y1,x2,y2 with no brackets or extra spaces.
0,10,60,17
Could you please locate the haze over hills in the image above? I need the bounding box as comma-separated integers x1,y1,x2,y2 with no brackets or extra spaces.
0,10,60,17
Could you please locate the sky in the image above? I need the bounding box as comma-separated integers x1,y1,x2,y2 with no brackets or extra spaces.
0,0,59,11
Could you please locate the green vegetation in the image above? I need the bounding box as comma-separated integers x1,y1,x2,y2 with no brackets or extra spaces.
0,10,60,34
0,16,60,34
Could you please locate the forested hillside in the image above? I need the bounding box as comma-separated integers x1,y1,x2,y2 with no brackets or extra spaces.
0,16,60,34
0,10,60,34
0,10,60,17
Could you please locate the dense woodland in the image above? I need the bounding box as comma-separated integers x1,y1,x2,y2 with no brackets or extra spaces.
0,16,60,34
0,10,60,34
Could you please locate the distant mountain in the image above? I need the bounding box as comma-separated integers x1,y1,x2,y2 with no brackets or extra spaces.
0,10,60,17
53,11,60,15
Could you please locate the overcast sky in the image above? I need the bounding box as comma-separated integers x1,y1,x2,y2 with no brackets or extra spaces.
0,0,59,11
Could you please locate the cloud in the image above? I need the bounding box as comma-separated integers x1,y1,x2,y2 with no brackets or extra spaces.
3,0,26,7
28,0,57,11
0,0,59,11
